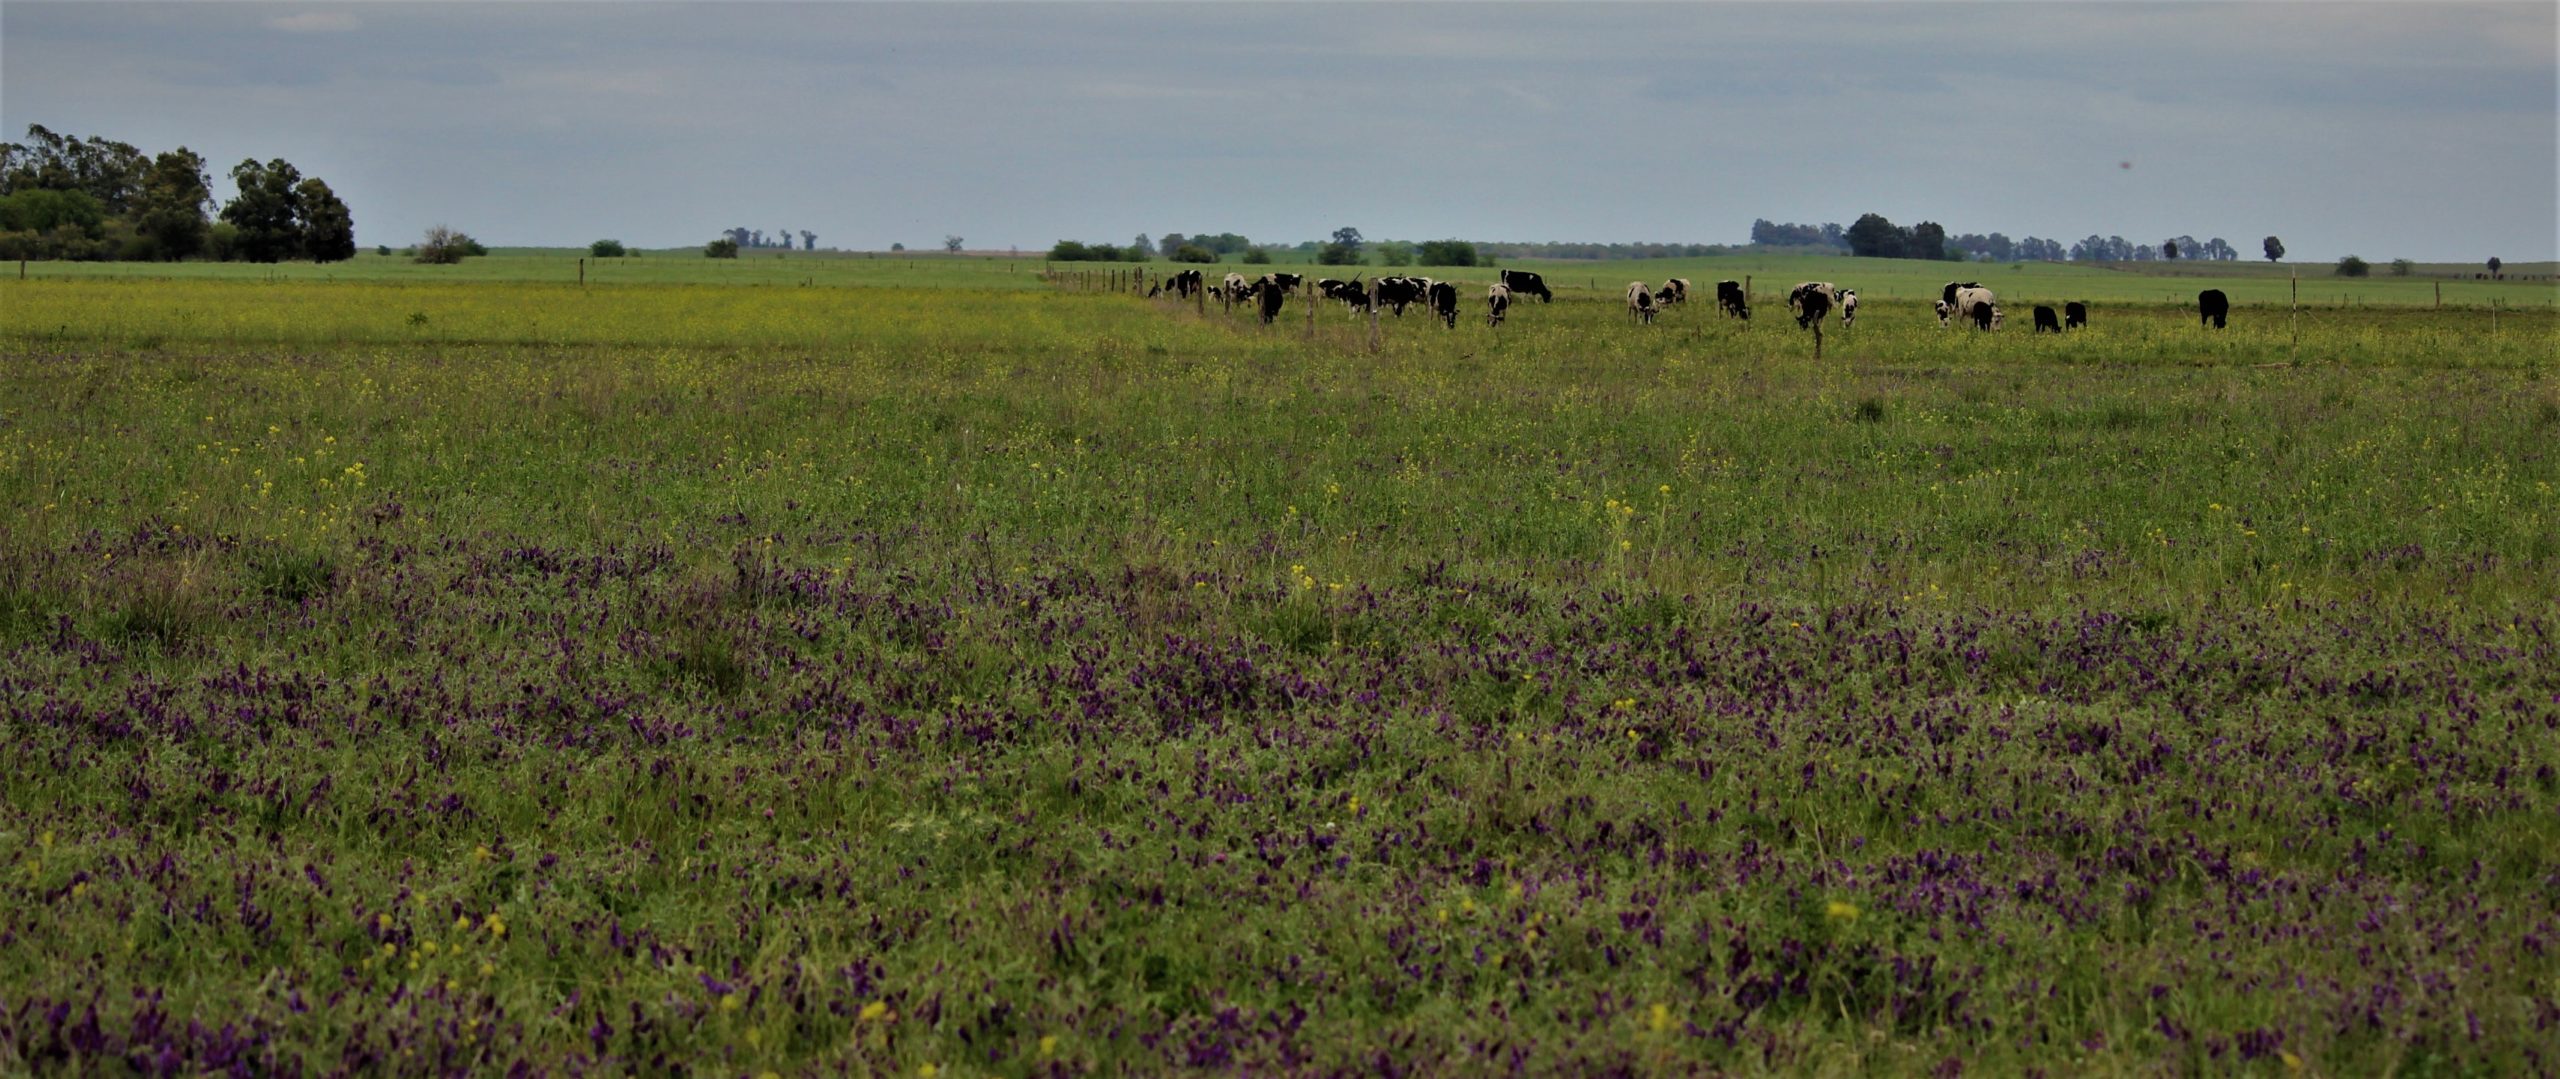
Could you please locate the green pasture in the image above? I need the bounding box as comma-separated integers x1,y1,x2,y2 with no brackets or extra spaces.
1,276,2555,1074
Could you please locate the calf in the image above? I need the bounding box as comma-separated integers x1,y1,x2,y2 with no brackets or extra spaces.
1839,289,1859,327
1428,281,1459,328
1486,283,1511,327
2197,289,2229,329
1499,269,1553,303
1659,278,1689,305
1950,286,1999,330
2064,301,2088,329
1967,300,2002,330
1715,280,1750,320
2032,305,2061,333
1626,282,1659,324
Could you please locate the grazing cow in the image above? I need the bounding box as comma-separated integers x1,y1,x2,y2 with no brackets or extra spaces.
1788,282,1838,328
2197,289,2229,329
1627,281,1660,324
1428,281,1460,328
1839,289,1859,327
1715,280,1750,320
1938,281,1983,327
1371,276,1425,316
2064,301,2088,330
1951,286,1999,330
1499,269,1554,303
1659,278,1690,305
1266,272,1304,294
2032,305,2061,333
1255,279,1285,325
1317,277,1370,312
1486,283,1512,327
1224,272,1250,303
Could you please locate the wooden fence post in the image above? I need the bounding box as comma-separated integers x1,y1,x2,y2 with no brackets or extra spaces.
2290,270,2299,366
578,258,585,286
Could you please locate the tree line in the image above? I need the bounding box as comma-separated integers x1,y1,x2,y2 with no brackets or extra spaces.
0,124,353,263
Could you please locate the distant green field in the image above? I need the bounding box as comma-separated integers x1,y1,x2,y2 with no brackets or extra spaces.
14,248,2554,310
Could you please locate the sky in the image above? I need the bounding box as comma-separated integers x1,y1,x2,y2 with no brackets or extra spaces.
5,1,2554,262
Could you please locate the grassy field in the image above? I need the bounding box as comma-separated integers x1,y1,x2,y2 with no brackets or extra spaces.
1,271,2555,1075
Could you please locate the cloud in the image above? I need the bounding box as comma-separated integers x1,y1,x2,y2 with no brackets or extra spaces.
266,11,358,34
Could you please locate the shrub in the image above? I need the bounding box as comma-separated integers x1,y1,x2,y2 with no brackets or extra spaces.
590,239,627,258
1172,245,1218,264
2335,255,2370,278
1241,247,1272,265
704,238,739,259
415,225,481,264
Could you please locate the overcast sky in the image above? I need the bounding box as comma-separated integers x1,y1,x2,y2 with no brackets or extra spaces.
6,1,2553,261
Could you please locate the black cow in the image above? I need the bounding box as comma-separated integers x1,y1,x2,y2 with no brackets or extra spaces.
1715,280,1750,320
1967,300,2000,330
1255,279,1285,325
2064,301,2088,329
1499,269,1553,303
1317,277,1369,312
1372,276,1425,316
2032,305,2061,333
1788,282,1836,329
2197,289,2229,329
1428,281,1459,328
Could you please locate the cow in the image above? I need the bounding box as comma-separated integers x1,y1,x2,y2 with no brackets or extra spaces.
1659,278,1690,305
2064,301,2088,330
1499,269,1553,303
1371,276,1425,316
1838,289,1859,327
2197,289,2229,329
1627,281,1660,324
1950,286,1999,330
1938,281,1983,327
1788,282,1837,328
1317,277,1369,312
1428,281,1460,328
1486,283,1512,327
1715,280,1750,320
1255,278,1285,325
1265,272,1304,294
2032,305,2061,333
1224,272,1250,304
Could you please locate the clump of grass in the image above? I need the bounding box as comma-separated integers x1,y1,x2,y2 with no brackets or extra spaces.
248,548,338,604
92,556,220,650
1851,397,1887,424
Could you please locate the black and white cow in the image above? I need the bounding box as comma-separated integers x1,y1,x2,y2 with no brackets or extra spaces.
2197,289,2229,329
1839,289,1859,327
1499,269,1553,303
1659,278,1689,305
1715,280,1750,320
1950,286,1999,330
1265,272,1304,295
1938,282,1983,327
1371,276,1425,316
2064,301,2088,330
2032,305,2062,333
1224,272,1251,304
1486,283,1512,327
1317,277,1370,312
1428,281,1460,328
1627,281,1660,324
1788,282,1838,328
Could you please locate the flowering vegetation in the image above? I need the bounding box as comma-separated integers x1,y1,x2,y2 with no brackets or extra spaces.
0,276,2554,1074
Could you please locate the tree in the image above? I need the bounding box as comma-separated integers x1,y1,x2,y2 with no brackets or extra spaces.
944,235,964,253
1906,221,1948,261
220,158,304,262
1316,241,1360,265
1172,244,1217,264
129,147,211,261
416,224,481,264
704,237,739,258
1330,226,1363,255
2389,258,2413,276
294,177,355,262
1241,246,1273,265
801,230,816,251
2262,236,2285,262
1124,235,1150,262
591,239,627,258
2162,240,2179,260
1845,213,1903,258
1156,232,1187,258
2488,257,2502,276
2334,255,2370,277
1373,241,1412,267
1418,239,1477,267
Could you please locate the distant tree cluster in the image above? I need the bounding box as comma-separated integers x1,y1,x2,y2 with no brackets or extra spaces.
1155,232,1254,260
720,227,815,251
1750,220,1846,249
1,124,352,263
1048,240,1149,262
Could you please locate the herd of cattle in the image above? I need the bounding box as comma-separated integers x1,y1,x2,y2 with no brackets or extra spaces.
1147,267,2241,333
